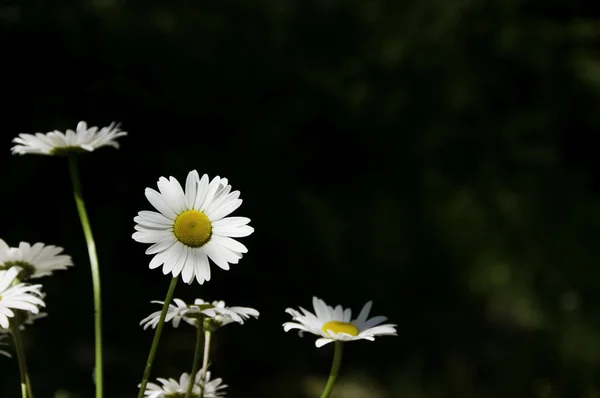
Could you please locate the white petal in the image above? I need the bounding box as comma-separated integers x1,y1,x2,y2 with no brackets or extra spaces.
315,338,334,347
145,237,177,255
212,224,254,238
354,301,372,325
163,243,184,275
204,243,231,271
145,189,178,219
196,250,210,283
210,235,248,254
156,177,187,214
171,246,189,277
193,174,210,211
149,250,169,269
184,170,200,209
136,210,174,225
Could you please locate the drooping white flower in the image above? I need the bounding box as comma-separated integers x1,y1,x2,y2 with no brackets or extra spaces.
0,267,45,329
0,334,11,358
0,239,72,280
133,170,254,284
19,310,47,329
283,297,397,347
141,368,227,398
140,298,259,331
11,121,126,155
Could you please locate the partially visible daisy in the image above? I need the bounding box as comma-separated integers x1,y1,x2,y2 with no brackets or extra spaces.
0,239,72,280
11,121,127,156
283,297,397,347
140,298,259,331
141,368,227,398
140,298,191,330
133,170,254,284
20,309,47,328
0,310,48,335
0,334,11,358
0,267,45,329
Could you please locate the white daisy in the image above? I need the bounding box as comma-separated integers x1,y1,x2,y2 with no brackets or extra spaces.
11,121,127,156
0,334,11,358
142,368,227,398
0,267,45,329
140,298,259,331
0,239,72,280
283,297,397,347
132,170,254,284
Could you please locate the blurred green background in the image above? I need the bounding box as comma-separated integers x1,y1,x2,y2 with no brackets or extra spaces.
1,0,600,397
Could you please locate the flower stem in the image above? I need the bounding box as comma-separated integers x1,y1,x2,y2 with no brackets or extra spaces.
25,374,33,398
198,328,212,397
68,155,103,398
184,321,204,398
137,277,178,398
11,322,33,398
320,341,344,398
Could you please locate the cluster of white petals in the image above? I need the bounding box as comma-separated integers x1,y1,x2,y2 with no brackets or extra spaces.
11,121,126,155
0,267,45,329
141,298,259,330
142,368,227,398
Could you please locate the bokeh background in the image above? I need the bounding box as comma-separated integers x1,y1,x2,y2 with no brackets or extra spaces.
1,0,600,397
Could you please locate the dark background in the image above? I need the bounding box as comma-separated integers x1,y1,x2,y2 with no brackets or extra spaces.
1,0,600,397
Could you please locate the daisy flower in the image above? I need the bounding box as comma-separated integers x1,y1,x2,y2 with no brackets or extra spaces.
141,368,227,398
0,267,45,329
11,121,127,156
140,298,259,331
132,170,254,284
0,334,11,358
0,239,72,280
283,297,397,347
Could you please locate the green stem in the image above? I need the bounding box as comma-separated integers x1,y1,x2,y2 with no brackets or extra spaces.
11,322,33,398
184,321,204,398
198,328,212,398
137,277,179,398
320,341,344,398
68,155,103,398
25,374,33,398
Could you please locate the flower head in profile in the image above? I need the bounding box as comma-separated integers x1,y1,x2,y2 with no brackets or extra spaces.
283,297,397,347
0,267,45,329
141,368,227,398
133,170,254,284
140,298,259,331
11,121,127,156
0,334,11,358
0,239,72,280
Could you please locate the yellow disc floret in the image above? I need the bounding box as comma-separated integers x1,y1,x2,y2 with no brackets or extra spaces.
173,210,212,248
322,321,359,336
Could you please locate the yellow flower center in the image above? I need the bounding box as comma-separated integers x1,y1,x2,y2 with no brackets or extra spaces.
173,210,212,248
321,321,359,336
